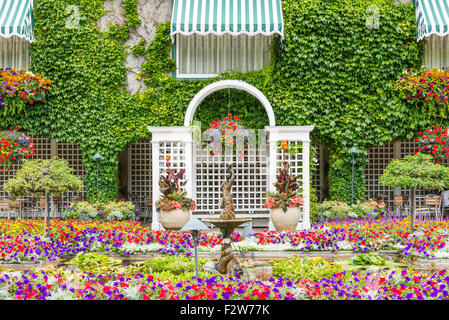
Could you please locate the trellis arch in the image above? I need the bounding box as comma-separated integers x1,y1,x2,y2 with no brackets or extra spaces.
148,80,314,231
184,80,276,127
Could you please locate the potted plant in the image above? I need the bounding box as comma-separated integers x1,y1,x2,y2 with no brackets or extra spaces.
155,155,196,230
264,140,304,231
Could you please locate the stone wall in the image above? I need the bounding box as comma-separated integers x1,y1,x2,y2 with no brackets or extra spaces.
97,0,172,94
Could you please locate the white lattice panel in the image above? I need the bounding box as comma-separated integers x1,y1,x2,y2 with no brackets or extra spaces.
365,143,395,207
128,141,152,211
158,141,187,185
311,144,321,200
275,140,304,221
56,142,86,206
193,132,268,215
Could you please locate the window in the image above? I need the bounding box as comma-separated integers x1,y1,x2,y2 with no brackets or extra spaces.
175,33,273,78
170,0,284,79
424,35,449,69
0,36,30,70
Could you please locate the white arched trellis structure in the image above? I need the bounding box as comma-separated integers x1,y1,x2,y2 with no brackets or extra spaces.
148,80,314,231
184,80,276,127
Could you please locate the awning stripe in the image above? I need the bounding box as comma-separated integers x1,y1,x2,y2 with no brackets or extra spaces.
416,0,449,41
0,0,34,42
171,0,284,41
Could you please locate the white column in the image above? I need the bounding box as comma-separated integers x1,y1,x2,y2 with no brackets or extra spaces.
185,138,193,219
151,140,161,230
267,134,277,231
301,139,311,230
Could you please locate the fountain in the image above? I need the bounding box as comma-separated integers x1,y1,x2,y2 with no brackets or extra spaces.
203,163,252,275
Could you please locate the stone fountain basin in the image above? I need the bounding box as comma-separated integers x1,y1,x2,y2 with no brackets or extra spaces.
202,218,252,230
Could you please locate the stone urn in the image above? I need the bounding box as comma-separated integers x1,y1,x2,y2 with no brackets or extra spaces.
270,206,301,232
160,208,190,231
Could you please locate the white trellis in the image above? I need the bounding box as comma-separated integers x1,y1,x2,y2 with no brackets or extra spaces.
192,128,269,219
148,80,314,231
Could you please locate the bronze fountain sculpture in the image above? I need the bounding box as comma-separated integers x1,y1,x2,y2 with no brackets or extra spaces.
203,163,252,275
220,163,236,220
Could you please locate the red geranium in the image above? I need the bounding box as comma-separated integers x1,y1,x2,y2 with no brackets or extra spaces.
415,124,449,163
0,127,35,170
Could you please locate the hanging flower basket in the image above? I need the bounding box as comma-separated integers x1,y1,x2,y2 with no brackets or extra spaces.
203,114,248,159
415,125,449,163
0,126,36,173
0,68,51,114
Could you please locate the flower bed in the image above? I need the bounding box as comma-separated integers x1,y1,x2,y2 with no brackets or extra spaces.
312,199,387,223
0,217,448,264
0,260,448,300
61,200,136,221
0,217,449,300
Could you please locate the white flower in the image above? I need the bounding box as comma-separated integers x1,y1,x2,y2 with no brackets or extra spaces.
118,242,164,254
108,211,123,221
47,288,74,300
367,210,378,217
348,211,358,219
433,242,449,259
87,210,98,218
0,284,11,300
233,239,295,251
122,285,141,300
336,241,353,250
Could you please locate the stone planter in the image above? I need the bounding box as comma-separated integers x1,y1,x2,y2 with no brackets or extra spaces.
159,208,190,231
270,207,301,232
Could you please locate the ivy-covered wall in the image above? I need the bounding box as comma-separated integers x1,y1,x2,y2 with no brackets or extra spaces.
1,0,444,202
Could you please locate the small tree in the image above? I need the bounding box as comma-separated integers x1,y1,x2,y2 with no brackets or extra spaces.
3,157,83,237
380,153,449,232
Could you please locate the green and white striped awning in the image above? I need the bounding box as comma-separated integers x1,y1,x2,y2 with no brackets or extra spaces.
170,0,284,42
0,0,35,42
415,0,449,41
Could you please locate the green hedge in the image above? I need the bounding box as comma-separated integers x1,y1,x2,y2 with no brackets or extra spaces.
0,0,441,202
